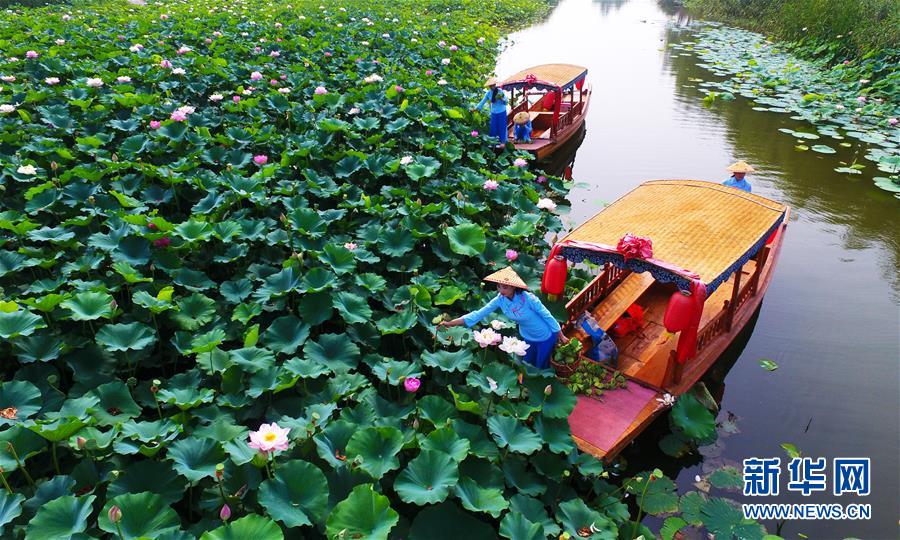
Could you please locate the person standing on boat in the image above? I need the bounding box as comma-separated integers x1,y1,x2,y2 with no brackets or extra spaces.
474,77,508,148
723,160,754,192
438,267,568,369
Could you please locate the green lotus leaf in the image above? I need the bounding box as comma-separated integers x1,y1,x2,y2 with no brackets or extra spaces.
191,328,226,355
701,497,746,538
335,155,364,178
417,395,458,426
468,363,518,396
0,492,24,535
404,156,440,181
314,419,356,468
229,347,275,373
487,415,542,455
158,122,188,141
167,437,226,483
258,460,329,528
0,425,47,470
113,262,153,284
201,515,284,540
0,250,40,277
157,371,215,410
60,291,115,321
172,294,217,331
115,236,151,266
0,380,42,426
320,244,356,275
709,466,743,490
369,358,421,385
375,308,416,335
499,512,544,540
220,279,253,303
98,492,180,539
329,292,370,325
174,268,216,291
107,460,186,505
394,450,459,505
434,285,465,305
508,494,560,536
625,472,679,515
378,228,415,257
90,381,142,425
420,349,474,373
345,426,404,480
556,498,617,540
96,322,156,352
420,427,470,462
810,144,836,154
446,223,486,256
304,333,360,372
0,310,47,339
533,415,575,454
174,219,214,243
660,517,688,540
453,476,508,517
355,273,387,292
25,495,95,540
671,393,716,440
326,484,398,540
680,492,706,526
28,417,87,443
525,377,576,418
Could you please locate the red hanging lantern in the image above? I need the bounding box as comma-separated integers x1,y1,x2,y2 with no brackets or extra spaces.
575,78,585,90
541,245,568,296
663,290,693,333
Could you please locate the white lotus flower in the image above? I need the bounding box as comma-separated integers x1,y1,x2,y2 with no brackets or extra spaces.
17,164,37,175
536,198,557,211
486,377,499,392
499,336,529,356
0,104,16,113
473,328,502,348
85,77,104,87
490,319,507,330
363,74,383,84
656,393,676,407
209,93,224,102
400,155,413,165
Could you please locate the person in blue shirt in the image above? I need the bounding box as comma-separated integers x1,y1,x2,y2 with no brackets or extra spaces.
474,77,508,147
439,267,569,369
513,111,532,143
723,160,754,192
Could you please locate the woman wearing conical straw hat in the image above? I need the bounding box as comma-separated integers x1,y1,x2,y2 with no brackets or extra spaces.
473,76,508,148
723,160,754,193
439,267,569,369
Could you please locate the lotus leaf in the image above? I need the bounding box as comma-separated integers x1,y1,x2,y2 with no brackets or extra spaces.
487,415,543,455
325,484,398,540
97,492,181,539
201,515,284,540
24,495,95,540
556,498,617,540
96,322,156,352
167,437,226,483
446,223,487,256
394,450,460,505
0,380,42,426
345,426,404,480
0,310,47,339
258,460,329,528
0,492,24,535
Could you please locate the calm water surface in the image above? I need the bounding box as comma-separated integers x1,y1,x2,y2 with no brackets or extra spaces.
496,0,899,537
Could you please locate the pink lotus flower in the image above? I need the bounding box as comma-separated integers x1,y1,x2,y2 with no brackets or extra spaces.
856,96,866,103
616,232,653,261
170,110,187,122
314,86,327,95
213,31,222,37
394,85,404,93
536,175,547,184
25,50,38,59
117,76,131,83
449,45,458,51
177,46,191,55
404,377,421,393
513,158,528,168
889,118,898,126
45,77,60,85
153,237,171,248
441,58,450,65
248,422,290,453
344,242,357,250
219,504,231,522
250,71,263,81
253,155,268,166
150,120,161,129
270,50,280,57
483,179,499,190
425,69,433,76
505,249,518,261
269,79,279,86
205,38,213,44
324,51,332,57
233,95,241,103
471,130,479,137
843,60,850,65
474,328,502,348
160,59,172,69
438,40,446,48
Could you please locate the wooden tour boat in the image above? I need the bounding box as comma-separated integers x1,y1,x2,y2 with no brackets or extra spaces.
545,180,789,461
500,64,591,160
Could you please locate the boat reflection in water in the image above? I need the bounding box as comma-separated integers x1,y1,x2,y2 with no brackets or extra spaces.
537,122,587,179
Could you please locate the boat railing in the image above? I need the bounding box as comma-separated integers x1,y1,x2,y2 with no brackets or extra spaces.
563,264,629,330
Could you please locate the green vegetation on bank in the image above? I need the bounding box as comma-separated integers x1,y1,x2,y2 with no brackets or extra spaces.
684,0,900,60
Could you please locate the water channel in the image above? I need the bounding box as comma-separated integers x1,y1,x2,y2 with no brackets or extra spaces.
495,0,899,536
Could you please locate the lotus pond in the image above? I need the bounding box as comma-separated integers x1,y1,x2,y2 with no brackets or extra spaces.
0,0,775,539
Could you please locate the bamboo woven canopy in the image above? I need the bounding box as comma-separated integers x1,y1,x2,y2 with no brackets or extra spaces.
500,63,588,91
559,180,788,292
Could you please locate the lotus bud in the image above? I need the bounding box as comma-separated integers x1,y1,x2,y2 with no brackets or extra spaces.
544,384,552,396
279,213,287,224
220,503,231,522
412,418,419,430
50,161,58,171
88,196,95,204
108,505,122,523
110,300,118,310
126,376,137,387
76,436,87,449
47,374,58,385
111,153,119,162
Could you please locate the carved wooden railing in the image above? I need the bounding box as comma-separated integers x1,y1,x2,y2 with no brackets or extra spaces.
696,303,729,353
563,264,628,330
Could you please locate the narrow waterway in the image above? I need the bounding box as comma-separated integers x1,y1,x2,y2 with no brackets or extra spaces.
496,0,899,536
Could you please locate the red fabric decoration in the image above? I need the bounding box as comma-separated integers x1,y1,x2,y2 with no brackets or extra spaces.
542,91,556,111
524,73,537,85
575,78,585,90
675,280,707,364
616,233,653,261
610,304,645,338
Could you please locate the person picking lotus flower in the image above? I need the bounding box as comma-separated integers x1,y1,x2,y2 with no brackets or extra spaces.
439,267,568,369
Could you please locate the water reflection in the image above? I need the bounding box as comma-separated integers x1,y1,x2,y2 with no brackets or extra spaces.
592,0,630,16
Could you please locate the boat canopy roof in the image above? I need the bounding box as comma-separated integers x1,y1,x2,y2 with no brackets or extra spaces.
500,64,588,92
558,180,788,293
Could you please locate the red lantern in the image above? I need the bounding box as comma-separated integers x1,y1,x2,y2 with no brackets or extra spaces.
541,255,567,296
663,290,693,333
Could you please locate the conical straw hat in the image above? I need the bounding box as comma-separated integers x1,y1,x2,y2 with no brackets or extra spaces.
484,76,498,87
513,111,530,125
483,266,529,289
726,160,755,173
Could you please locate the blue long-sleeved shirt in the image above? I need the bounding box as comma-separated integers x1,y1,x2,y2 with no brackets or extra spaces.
476,88,508,114
462,291,561,342
723,176,752,193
